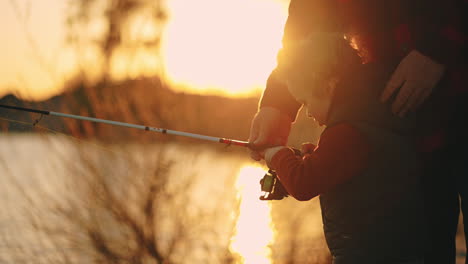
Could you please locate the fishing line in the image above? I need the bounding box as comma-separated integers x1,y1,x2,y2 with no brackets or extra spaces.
0,115,136,162
0,111,248,172
0,113,179,211
0,110,244,168
0,104,287,200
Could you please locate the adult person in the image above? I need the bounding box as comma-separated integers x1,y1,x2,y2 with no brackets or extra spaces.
248,1,467,263
258,35,425,263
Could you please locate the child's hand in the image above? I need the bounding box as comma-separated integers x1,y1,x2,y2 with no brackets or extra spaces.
263,146,287,168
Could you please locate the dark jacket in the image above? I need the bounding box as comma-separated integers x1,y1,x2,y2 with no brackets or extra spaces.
269,63,424,262
260,0,467,154
321,63,424,262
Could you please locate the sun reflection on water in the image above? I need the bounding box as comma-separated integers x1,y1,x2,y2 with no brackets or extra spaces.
230,165,274,264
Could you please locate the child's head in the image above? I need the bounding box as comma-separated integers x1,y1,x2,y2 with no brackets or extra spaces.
275,33,360,125
287,77,337,126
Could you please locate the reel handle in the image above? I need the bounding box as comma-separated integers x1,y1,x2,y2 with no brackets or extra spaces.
259,148,302,201
259,169,289,201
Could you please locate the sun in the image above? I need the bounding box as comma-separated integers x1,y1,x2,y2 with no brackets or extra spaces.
161,0,288,96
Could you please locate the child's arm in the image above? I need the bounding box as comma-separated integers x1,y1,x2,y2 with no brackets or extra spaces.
266,123,371,201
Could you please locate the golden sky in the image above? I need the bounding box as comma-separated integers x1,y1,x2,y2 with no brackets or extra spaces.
0,0,73,100
0,0,289,100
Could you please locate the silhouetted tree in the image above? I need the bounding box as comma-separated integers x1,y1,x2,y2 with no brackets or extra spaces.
66,0,167,82
0,137,240,263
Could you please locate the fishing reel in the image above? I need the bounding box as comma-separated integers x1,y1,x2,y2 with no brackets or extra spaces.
259,169,289,200
259,147,304,200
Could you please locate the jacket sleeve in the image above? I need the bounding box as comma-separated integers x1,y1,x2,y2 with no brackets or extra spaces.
412,0,467,65
259,0,343,121
270,123,371,201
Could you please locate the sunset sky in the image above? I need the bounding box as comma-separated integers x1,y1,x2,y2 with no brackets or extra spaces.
0,0,289,100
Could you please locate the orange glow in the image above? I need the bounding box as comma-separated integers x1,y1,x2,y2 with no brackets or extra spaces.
231,165,274,264
0,0,288,99
161,0,288,96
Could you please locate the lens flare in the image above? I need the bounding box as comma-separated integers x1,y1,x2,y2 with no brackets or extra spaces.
231,165,275,264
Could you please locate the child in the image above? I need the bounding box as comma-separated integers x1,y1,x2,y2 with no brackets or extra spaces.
262,36,424,263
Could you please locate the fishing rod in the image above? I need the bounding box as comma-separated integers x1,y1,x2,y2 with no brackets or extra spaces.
0,103,288,200
0,103,251,147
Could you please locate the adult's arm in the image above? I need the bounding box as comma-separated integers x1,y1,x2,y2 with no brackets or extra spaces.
412,0,466,65
259,0,343,121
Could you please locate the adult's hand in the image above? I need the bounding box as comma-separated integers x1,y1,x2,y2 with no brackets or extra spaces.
301,143,316,155
381,50,445,117
248,107,293,161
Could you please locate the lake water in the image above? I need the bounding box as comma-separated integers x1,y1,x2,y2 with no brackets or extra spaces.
1,134,464,263
0,134,328,264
